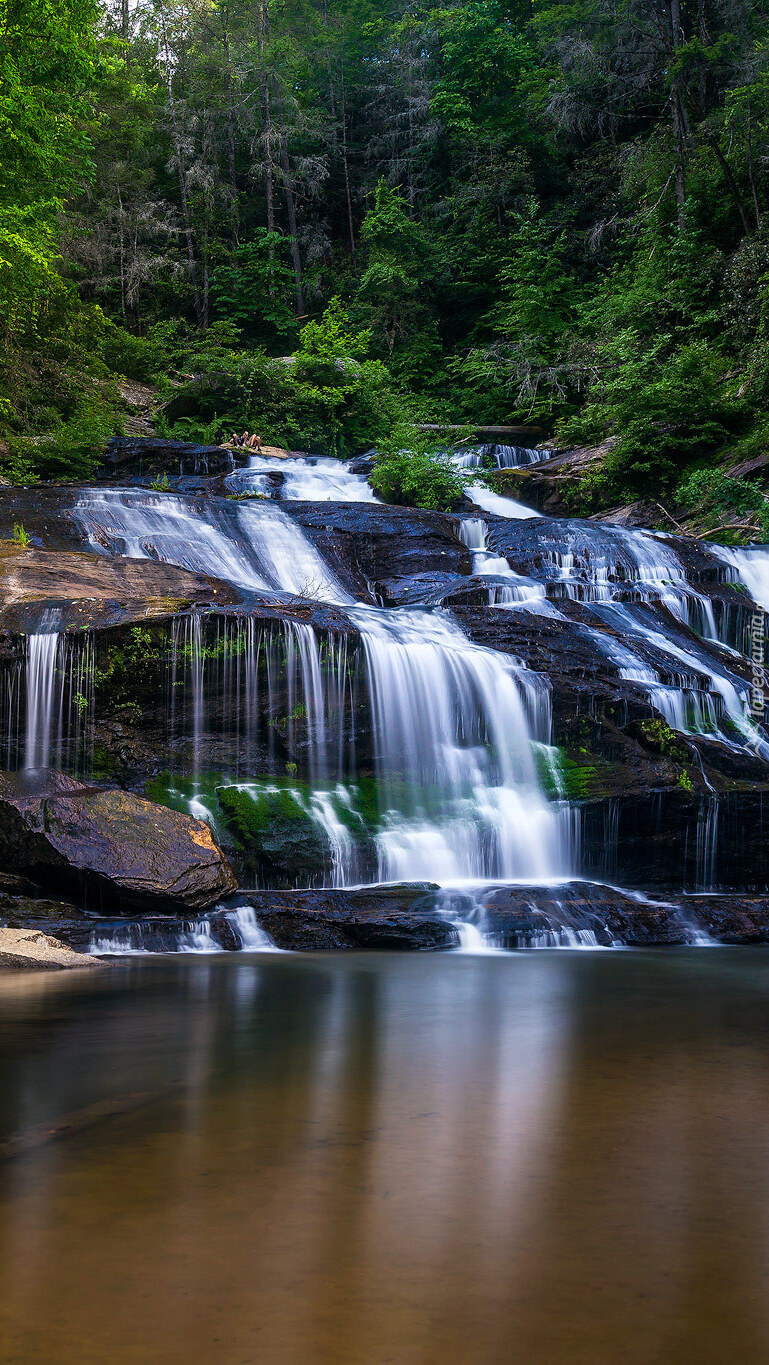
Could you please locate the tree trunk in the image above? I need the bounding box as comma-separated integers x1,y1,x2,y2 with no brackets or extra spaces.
668,0,688,226
747,105,762,229
158,2,203,325
272,78,305,315
705,135,752,235
340,68,356,266
222,24,239,245
117,186,126,318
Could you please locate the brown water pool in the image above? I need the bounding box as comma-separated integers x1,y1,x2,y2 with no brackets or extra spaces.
1,949,768,1363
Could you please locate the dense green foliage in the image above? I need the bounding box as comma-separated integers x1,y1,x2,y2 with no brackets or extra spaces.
4,0,769,515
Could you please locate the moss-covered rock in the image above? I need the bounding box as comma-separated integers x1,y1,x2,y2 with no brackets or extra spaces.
216,784,332,885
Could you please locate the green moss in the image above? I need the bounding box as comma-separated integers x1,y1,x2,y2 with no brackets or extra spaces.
536,746,600,799
629,719,691,764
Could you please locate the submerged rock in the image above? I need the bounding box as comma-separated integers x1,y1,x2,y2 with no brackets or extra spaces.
0,770,237,913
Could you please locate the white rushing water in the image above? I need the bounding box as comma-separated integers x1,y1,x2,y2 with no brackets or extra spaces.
459,518,552,609
229,454,379,502
72,488,353,604
710,544,769,611
454,444,552,470
24,630,61,769
23,457,769,948
352,605,572,883
465,484,542,520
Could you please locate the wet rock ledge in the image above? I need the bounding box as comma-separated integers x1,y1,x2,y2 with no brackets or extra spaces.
0,770,237,916
9,882,769,960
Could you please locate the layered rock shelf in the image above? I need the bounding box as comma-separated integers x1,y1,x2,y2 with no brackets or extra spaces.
1,437,768,959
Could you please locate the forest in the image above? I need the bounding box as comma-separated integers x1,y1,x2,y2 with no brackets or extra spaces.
4,0,769,523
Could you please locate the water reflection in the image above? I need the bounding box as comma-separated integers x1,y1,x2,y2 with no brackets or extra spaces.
0,952,768,1362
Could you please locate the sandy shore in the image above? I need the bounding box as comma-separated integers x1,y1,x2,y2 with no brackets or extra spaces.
0,927,105,971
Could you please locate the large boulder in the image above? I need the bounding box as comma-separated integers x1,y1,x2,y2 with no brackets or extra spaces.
101,436,236,478
0,770,237,912
0,541,237,631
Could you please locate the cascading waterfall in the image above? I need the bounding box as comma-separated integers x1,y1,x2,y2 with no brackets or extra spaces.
16,618,94,773
454,444,552,470
72,488,353,604
227,454,379,503
10,463,769,951
351,606,572,883
711,544,769,611
459,518,552,609
24,630,61,769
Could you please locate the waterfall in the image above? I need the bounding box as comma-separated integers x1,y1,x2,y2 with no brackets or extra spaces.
352,606,572,883
227,454,379,503
454,444,551,470
16,460,765,948
24,630,61,769
466,485,542,520
459,518,551,608
72,488,353,604
711,544,769,610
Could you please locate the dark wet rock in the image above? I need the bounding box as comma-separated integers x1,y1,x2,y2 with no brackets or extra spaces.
579,790,769,892
101,437,236,479
284,502,472,595
375,572,473,607
347,454,376,476
0,541,237,632
430,881,769,947
0,769,237,913
241,884,453,950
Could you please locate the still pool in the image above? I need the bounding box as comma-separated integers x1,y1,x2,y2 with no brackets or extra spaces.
1,949,769,1363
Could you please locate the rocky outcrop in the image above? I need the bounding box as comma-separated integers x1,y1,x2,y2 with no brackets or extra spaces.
493,440,615,517
240,885,453,950
0,927,103,971
284,502,472,596
0,770,237,912
0,541,238,631
101,436,236,478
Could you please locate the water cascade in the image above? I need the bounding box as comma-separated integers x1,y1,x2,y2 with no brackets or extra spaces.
453,444,552,470
72,488,353,603
6,457,769,950
24,630,61,769
459,518,552,609
227,454,379,503
352,606,572,883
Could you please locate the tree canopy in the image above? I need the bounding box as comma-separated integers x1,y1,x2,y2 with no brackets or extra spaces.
3,0,769,507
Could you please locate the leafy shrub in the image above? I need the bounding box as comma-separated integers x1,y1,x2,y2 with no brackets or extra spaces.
371,424,474,511
559,337,741,499
676,467,769,535
7,392,117,481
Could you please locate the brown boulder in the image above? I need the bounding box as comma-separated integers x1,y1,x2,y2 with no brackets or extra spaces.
0,541,237,631
0,770,237,912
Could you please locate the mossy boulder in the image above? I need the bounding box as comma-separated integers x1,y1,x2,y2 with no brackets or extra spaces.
216,784,332,885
